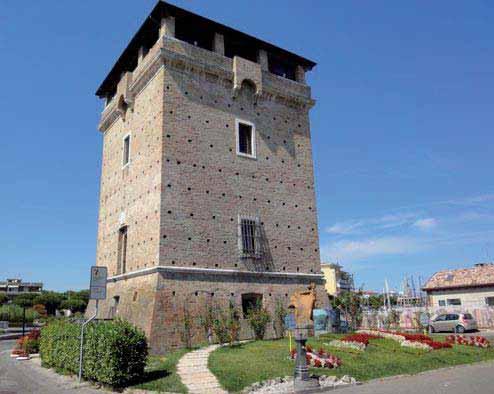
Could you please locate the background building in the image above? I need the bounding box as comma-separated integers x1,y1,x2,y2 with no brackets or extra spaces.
0,278,43,296
90,1,328,353
423,263,494,309
321,263,354,297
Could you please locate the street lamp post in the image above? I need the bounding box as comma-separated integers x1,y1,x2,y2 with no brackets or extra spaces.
22,306,26,337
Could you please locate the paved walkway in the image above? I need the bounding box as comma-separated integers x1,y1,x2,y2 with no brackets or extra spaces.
0,340,105,394
176,344,227,394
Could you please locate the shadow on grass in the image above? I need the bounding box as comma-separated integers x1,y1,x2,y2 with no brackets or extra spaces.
129,369,172,385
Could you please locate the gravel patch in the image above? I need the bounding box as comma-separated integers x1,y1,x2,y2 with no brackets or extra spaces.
241,375,359,393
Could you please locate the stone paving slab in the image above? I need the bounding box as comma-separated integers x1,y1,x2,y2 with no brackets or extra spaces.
176,345,227,394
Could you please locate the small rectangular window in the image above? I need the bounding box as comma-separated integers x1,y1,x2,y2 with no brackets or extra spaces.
236,120,256,158
241,218,256,255
438,300,445,306
239,216,262,258
118,226,128,274
123,135,131,166
447,298,461,306
241,293,263,318
486,297,494,306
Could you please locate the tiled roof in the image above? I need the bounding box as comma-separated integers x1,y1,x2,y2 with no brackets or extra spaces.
423,263,494,291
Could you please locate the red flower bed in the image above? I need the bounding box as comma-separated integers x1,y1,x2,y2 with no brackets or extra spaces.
421,339,452,349
14,329,41,355
402,333,432,342
446,335,490,348
27,329,40,340
289,346,342,369
341,333,378,346
365,329,452,350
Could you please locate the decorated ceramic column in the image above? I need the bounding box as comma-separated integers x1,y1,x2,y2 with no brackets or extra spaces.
288,284,321,392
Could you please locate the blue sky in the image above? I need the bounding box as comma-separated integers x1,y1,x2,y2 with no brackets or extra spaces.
0,1,492,292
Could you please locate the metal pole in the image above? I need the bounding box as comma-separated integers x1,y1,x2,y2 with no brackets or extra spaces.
78,300,98,383
22,307,26,337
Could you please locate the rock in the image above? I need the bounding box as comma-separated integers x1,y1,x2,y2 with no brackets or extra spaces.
319,375,338,387
335,375,358,386
243,374,359,393
241,376,294,393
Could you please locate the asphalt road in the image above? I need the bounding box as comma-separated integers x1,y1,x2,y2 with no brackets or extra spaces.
0,340,105,394
338,360,494,394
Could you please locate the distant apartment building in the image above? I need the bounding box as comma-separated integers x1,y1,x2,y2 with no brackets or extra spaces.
321,263,354,297
423,263,494,309
0,279,43,296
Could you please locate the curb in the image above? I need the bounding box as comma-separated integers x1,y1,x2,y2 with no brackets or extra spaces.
359,359,494,385
0,333,23,340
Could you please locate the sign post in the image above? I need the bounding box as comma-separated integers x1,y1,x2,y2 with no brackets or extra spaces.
78,266,107,383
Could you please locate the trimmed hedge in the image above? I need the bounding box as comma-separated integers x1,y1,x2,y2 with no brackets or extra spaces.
40,319,148,387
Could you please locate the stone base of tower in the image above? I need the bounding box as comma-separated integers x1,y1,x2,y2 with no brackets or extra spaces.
87,267,329,355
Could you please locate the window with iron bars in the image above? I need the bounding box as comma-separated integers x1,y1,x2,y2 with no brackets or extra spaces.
238,216,262,258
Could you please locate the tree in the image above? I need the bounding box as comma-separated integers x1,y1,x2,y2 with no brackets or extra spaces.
12,293,37,308
60,298,87,314
332,290,364,330
65,289,89,305
34,292,64,315
247,300,271,340
33,304,47,317
368,295,384,310
0,293,8,305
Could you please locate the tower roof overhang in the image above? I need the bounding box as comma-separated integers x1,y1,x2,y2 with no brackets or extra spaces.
95,1,317,98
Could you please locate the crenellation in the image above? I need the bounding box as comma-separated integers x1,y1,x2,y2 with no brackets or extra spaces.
160,16,175,38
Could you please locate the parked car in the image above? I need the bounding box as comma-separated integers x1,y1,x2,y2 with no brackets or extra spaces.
429,313,477,333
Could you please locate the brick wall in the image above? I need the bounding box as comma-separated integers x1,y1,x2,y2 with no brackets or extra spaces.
158,62,321,274
96,69,164,276
92,29,328,353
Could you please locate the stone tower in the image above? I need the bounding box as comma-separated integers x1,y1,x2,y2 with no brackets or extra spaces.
92,1,327,353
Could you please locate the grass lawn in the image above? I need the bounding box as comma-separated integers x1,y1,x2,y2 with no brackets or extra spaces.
129,349,190,393
209,334,494,393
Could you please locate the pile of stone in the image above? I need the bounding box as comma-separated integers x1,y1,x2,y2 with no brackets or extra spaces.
241,375,359,393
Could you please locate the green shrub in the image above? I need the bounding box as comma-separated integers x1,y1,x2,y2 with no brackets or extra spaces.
212,309,230,344
40,319,148,387
211,303,241,346
0,304,39,324
19,329,41,354
273,299,286,339
180,306,193,349
199,304,214,344
247,303,271,340
226,301,241,346
21,338,40,354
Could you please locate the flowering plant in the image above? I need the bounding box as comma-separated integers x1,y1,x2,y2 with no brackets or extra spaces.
14,329,41,355
401,339,452,351
289,347,342,369
327,339,366,351
401,340,433,351
341,333,378,346
357,329,452,351
446,335,490,348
